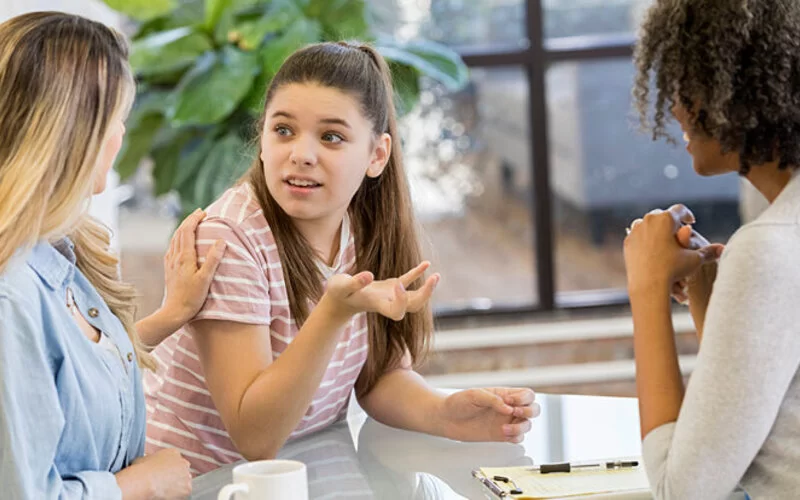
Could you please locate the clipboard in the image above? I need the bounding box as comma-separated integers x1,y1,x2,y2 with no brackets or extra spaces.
472,458,650,499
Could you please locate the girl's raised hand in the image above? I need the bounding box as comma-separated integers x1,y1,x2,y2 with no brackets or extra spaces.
324,262,440,321
399,262,440,313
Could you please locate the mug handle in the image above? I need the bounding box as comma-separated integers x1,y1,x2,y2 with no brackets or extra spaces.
218,483,249,500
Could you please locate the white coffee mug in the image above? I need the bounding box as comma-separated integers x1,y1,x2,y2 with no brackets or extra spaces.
217,460,308,500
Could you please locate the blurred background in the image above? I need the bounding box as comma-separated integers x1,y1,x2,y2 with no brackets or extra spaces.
1,0,766,397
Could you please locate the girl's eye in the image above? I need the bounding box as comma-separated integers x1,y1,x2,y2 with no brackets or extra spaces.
322,132,344,144
275,126,292,137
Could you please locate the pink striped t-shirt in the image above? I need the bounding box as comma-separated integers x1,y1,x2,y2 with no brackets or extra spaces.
144,183,369,475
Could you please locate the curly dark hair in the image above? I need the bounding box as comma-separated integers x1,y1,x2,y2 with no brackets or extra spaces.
634,0,800,174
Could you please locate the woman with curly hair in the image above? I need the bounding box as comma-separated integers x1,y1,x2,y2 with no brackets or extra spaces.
624,1,800,498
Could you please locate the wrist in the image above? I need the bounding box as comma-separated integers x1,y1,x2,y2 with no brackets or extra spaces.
316,293,357,326
433,394,452,439
145,307,184,343
627,276,671,301
115,462,153,500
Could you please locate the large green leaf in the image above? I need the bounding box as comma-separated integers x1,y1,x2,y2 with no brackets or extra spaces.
376,40,469,92
169,47,260,127
307,0,371,40
115,114,164,180
240,18,320,113
389,63,421,116
262,18,321,75
193,134,247,206
174,136,218,191
133,0,207,40
205,0,232,31
230,0,268,11
233,10,293,50
242,59,272,114
212,139,255,198
130,27,213,77
151,130,196,196
128,89,172,124
102,0,175,21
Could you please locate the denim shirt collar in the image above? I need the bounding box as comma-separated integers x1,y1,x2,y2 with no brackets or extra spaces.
26,237,77,290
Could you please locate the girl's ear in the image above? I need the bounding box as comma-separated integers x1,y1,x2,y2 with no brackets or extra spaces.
366,133,392,178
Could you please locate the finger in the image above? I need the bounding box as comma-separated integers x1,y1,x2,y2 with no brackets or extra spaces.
473,389,513,416
699,244,725,263
671,284,688,305
391,281,409,321
407,274,439,312
340,271,374,296
512,403,542,419
677,225,712,251
166,234,177,262
668,204,695,230
629,218,644,231
179,209,205,257
399,261,431,288
198,240,227,282
497,388,535,407
502,419,533,440
689,228,711,249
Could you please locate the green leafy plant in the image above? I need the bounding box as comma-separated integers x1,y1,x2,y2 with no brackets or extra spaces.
103,0,469,216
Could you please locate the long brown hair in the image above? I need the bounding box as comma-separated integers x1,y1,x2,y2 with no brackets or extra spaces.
246,42,432,395
0,12,154,369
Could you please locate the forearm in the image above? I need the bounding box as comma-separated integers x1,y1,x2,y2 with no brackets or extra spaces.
358,368,447,437
135,308,184,350
234,296,352,459
630,284,685,438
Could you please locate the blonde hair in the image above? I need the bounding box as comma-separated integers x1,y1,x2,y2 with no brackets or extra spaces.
0,12,154,369
247,42,433,396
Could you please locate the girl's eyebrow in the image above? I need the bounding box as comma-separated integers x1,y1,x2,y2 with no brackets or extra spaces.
269,110,351,130
319,117,351,130
270,110,295,120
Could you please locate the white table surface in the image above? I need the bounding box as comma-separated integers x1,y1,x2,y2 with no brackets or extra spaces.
192,392,649,499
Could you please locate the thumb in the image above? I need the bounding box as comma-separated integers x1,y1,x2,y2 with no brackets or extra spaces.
334,271,374,296
199,240,226,281
474,389,513,415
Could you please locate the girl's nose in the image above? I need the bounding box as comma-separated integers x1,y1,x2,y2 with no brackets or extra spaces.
289,137,317,167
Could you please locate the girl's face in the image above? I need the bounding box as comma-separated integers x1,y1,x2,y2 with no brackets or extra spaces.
93,117,126,195
260,83,391,228
671,100,739,176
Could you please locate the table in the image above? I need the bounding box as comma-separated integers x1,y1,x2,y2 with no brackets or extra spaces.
192,393,648,499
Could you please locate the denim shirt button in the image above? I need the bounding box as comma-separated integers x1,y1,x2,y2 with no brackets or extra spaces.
88,307,99,318
127,352,133,362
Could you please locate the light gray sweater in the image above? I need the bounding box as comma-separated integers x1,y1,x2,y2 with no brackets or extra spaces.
643,172,800,499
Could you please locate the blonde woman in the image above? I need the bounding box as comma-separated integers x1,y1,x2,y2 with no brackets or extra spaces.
0,12,225,499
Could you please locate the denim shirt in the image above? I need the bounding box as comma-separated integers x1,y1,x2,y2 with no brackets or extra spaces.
0,239,145,499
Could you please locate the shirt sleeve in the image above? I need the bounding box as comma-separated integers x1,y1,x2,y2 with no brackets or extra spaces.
642,224,800,499
193,217,272,325
0,293,122,500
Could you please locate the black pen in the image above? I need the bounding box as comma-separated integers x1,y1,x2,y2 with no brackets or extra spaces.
472,469,507,498
529,460,639,474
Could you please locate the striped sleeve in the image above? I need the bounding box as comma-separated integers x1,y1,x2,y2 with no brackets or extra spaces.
193,217,271,325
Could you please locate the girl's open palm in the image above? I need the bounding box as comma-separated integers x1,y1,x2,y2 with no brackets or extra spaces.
326,262,440,321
